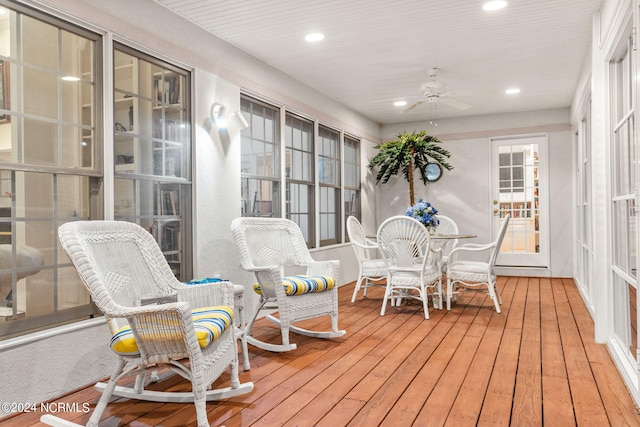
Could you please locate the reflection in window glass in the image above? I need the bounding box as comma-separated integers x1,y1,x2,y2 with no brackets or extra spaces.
240,96,280,218
285,113,314,246
113,43,192,281
344,136,361,241
0,5,101,338
319,126,340,246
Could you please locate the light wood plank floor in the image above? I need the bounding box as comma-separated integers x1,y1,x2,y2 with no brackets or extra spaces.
3,277,640,426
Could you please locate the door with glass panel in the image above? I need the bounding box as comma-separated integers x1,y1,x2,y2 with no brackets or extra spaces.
491,135,549,267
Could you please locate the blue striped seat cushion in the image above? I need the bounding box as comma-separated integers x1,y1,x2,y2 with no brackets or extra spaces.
253,274,335,296
110,305,234,356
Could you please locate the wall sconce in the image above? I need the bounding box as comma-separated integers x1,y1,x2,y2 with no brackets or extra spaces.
210,102,228,128
233,110,249,130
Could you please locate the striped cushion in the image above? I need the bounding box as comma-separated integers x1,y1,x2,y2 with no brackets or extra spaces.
253,274,335,296
110,305,234,356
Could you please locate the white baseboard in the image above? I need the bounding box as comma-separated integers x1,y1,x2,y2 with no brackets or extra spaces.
495,266,552,277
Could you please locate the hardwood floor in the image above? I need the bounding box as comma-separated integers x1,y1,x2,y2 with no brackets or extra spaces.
3,277,640,426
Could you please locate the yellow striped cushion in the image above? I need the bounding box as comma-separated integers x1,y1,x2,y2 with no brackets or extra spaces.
110,305,234,356
253,275,335,296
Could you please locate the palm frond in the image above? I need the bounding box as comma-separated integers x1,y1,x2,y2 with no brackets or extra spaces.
367,130,454,203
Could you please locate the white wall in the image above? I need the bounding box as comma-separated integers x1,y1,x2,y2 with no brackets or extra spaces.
379,108,573,277
0,319,116,410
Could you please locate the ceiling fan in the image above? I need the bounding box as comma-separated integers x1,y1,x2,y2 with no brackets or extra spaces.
401,68,472,113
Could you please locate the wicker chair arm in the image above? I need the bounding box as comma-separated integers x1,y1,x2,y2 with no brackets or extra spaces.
306,259,340,278
119,301,204,362
448,242,495,263
109,300,191,319
351,240,378,251
176,281,235,308
252,266,288,299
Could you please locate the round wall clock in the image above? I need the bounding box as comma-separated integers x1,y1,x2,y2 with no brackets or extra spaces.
426,163,443,182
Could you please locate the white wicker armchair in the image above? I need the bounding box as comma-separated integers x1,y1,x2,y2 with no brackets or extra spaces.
434,214,459,266
231,217,346,352
42,221,253,427
346,216,387,302
377,215,443,319
446,214,511,313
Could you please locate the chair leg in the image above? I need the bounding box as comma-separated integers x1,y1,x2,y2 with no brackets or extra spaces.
487,282,501,313
495,281,502,304
229,357,240,389
235,303,250,371
380,281,393,316
446,277,452,310
420,286,430,320
280,324,292,347
434,278,443,310
331,311,340,333
351,275,363,302
193,384,209,427
87,358,127,427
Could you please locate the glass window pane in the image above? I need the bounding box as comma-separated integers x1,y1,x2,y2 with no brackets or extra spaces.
0,5,101,338
23,67,58,119
21,16,58,70
113,44,192,282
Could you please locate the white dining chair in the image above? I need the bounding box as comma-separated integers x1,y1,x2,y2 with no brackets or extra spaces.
346,216,387,302
446,214,511,313
377,215,443,319
432,214,459,270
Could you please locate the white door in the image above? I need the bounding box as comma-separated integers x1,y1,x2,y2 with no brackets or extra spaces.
491,135,549,268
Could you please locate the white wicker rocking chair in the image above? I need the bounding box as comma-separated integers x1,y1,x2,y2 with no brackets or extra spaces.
231,217,346,352
41,221,253,427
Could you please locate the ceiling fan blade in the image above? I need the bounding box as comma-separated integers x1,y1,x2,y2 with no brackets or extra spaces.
372,96,417,103
401,100,426,113
438,96,471,110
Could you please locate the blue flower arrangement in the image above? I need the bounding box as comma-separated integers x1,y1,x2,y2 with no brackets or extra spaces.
406,198,439,229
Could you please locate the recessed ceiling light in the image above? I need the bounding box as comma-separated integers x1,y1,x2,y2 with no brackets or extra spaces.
61,76,81,82
304,33,325,42
483,1,508,11
394,101,407,107
505,88,520,95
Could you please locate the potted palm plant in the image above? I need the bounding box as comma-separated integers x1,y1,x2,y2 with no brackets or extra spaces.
368,130,453,206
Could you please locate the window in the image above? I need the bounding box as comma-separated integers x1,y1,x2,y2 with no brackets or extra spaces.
499,151,524,193
240,95,280,218
344,136,361,241
609,35,637,356
318,125,340,246
285,113,314,247
0,4,102,337
239,95,362,249
113,44,192,280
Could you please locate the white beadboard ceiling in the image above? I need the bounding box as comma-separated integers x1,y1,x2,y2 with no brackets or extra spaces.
154,0,603,125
